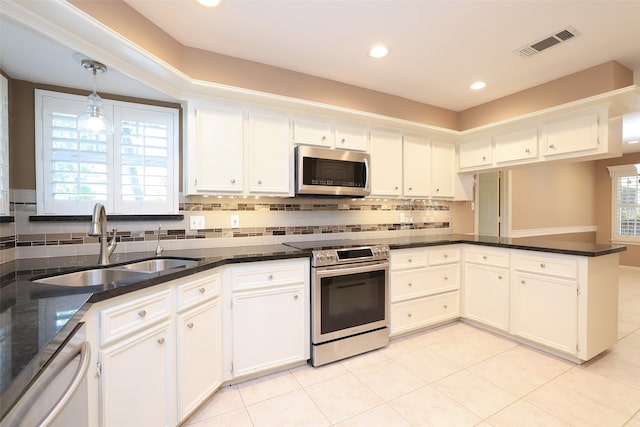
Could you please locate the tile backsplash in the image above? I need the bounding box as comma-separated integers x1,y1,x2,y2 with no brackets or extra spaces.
6,191,452,259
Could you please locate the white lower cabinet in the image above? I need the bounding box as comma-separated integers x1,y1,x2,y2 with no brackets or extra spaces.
176,273,222,420
463,263,510,331
463,246,510,332
390,246,461,336
99,320,175,427
511,272,577,354
227,259,310,378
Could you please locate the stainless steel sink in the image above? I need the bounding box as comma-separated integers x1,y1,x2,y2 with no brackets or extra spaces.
32,258,200,287
33,268,148,287
115,258,199,273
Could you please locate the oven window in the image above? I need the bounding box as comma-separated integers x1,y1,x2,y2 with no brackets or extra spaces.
320,270,386,334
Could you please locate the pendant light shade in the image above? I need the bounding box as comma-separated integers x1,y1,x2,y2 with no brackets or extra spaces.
76,58,114,135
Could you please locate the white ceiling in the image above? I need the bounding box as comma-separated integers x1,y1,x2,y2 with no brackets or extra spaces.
120,0,640,111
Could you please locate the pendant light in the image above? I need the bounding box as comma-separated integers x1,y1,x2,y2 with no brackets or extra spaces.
76,58,114,135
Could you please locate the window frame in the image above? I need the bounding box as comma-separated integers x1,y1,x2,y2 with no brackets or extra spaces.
0,75,9,216
608,164,640,244
34,89,179,215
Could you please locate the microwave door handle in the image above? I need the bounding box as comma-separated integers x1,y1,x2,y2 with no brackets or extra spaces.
363,157,370,191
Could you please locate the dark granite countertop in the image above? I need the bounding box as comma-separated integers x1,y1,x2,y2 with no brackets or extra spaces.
0,235,625,418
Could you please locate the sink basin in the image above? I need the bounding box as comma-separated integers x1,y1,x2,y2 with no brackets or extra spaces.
33,268,148,287
32,257,200,287
115,258,199,273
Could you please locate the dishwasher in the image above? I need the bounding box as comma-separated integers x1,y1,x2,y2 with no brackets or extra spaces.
0,323,90,427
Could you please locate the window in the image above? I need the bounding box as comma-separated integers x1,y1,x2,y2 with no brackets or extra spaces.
0,75,8,216
35,90,179,215
609,164,640,243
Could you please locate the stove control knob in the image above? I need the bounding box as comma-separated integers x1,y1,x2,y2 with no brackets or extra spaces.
327,253,335,262
316,254,325,264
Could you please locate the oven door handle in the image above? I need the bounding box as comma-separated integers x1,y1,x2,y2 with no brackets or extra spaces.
314,261,389,277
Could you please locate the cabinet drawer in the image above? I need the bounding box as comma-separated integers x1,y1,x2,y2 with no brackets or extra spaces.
391,265,459,302
100,290,172,345
176,272,221,312
391,291,459,336
391,249,428,270
231,261,306,291
513,253,578,279
429,247,460,265
465,246,509,268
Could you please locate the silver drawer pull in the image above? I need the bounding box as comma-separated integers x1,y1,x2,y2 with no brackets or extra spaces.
540,263,546,268
443,304,448,309
268,274,274,280
444,276,448,281
408,258,412,263
408,282,413,287
294,294,299,300
498,275,502,280
525,148,531,154
321,135,327,141
407,313,412,318
187,322,194,329
231,178,236,184
444,254,448,258
157,337,165,345
138,310,147,318
521,279,526,284
482,255,487,260
198,287,206,294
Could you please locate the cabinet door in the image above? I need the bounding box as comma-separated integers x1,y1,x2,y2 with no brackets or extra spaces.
248,111,291,194
100,321,175,427
458,138,492,170
335,124,369,151
463,264,509,331
293,117,332,147
195,106,244,193
511,272,577,354
177,298,222,420
431,140,456,197
370,131,403,196
232,285,305,377
494,127,538,165
542,111,600,156
403,136,430,197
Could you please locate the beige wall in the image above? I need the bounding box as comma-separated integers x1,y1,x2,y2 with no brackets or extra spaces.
510,161,597,231
451,201,475,234
69,0,633,130
595,152,640,267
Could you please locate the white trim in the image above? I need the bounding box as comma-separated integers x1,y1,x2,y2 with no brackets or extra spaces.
611,240,640,246
509,225,597,238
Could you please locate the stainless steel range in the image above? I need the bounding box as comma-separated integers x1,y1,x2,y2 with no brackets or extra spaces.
306,243,390,367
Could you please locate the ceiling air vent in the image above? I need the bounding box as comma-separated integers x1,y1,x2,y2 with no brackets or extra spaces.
515,26,580,58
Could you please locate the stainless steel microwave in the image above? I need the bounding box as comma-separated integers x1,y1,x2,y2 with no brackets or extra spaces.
295,146,370,197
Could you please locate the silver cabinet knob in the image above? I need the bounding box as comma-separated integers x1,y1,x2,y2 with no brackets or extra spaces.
525,148,531,154
482,156,486,161
436,188,440,192
157,337,165,345
444,254,448,258
198,287,205,294
321,135,327,141
408,282,413,287
482,255,487,260
258,180,262,185
268,274,274,280
521,279,526,284
408,186,413,191
407,313,412,318
394,186,399,190
498,275,503,280
187,322,194,329
443,304,448,309
408,258,412,263
138,310,147,318
231,178,236,184
294,294,299,300
549,144,555,149
540,263,546,268
341,138,346,144
444,276,448,281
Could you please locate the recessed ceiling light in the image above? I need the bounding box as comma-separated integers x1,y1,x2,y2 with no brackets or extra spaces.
470,81,487,90
197,0,222,7
369,45,388,58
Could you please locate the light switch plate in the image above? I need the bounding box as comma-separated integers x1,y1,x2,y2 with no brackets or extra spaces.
190,215,205,230
230,215,240,229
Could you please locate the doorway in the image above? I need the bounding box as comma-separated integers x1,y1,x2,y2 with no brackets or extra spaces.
477,171,510,237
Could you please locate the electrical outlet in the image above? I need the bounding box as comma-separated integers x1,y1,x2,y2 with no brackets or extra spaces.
399,213,407,223
189,215,205,230
230,215,240,229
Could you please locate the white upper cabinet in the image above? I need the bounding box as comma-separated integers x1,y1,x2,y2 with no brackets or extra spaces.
458,137,493,171
188,105,244,194
293,117,332,147
247,111,292,195
403,136,431,197
494,126,539,165
542,109,602,157
430,140,456,198
370,130,403,196
335,123,369,151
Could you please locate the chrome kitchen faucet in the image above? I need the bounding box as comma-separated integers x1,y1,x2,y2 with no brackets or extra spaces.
89,202,118,265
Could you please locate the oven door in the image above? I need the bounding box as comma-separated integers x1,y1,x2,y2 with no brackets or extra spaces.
312,260,389,344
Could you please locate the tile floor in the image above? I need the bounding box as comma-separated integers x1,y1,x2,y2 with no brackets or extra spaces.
185,267,640,427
